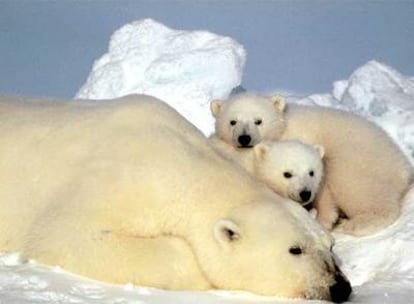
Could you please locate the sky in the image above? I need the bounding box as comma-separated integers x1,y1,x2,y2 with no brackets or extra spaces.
0,0,413,99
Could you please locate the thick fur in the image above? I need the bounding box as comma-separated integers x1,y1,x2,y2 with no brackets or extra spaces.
0,95,350,301
253,141,324,207
211,93,413,236
211,139,324,206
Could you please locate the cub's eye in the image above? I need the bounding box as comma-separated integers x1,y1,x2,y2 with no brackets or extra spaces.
309,170,314,177
230,120,237,126
289,246,303,255
283,172,292,179
254,119,262,125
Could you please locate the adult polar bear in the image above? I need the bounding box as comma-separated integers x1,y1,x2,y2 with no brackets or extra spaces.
211,93,413,236
0,95,351,302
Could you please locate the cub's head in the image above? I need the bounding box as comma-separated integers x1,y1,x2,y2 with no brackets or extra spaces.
254,140,325,206
199,199,351,302
211,93,286,148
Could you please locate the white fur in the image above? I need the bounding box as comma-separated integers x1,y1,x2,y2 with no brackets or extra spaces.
210,94,286,148
254,140,324,206
212,93,413,236
211,139,324,206
0,94,349,300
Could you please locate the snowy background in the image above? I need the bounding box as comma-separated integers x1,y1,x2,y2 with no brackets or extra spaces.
1,3,414,304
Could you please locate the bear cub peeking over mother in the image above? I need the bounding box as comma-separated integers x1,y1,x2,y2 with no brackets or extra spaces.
0,94,351,302
210,93,413,236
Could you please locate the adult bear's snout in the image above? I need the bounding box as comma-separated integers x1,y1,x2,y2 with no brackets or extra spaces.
329,265,352,303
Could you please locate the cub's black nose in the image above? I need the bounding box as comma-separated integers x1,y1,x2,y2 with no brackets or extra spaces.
238,134,251,147
329,272,352,303
299,190,312,203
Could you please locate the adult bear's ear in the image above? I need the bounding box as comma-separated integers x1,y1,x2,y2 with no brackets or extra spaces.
254,143,269,161
210,100,223,117
270,95,286,112
313,144,325,159
214,219,241,245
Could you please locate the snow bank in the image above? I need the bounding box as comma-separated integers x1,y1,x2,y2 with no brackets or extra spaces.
76,18,246,135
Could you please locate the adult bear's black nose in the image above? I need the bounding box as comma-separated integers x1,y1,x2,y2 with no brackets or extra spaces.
329,268,352,303
238,134,252,147
299,189,312,203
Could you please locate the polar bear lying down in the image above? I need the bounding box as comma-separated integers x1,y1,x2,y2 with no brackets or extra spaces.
0,94,351,302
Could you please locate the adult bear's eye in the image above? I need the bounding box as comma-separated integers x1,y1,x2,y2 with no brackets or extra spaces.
289,246,303,255
283,172,292,178
309,170,314,177
255,119,262,125
230,120,237,126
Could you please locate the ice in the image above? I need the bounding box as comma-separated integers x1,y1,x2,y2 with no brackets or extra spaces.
76,19,246,135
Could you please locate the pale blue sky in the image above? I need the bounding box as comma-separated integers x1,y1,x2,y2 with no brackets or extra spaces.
0,0,413,98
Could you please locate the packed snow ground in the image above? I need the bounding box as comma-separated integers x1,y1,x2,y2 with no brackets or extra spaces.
2,19,414,303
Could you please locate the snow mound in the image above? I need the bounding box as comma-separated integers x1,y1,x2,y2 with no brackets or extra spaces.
333,61,414,114
299,60,414,164
76,19,246,135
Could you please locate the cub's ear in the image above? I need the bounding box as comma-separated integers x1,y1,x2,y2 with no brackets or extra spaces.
214,219,241,245
313,144,325,159
254,143,269,161
210,100,223,117
270,95,286,112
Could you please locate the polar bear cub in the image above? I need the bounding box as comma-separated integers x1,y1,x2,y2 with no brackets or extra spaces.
210,93,413,236
211,139,325,207
210,94,286,148
254,140,324,207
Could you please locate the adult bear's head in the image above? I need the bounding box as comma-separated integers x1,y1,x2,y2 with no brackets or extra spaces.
189,195,351,302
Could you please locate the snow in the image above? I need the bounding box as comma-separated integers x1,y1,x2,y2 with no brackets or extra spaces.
76,19,246,135
0,254,281,304
2,19,414,303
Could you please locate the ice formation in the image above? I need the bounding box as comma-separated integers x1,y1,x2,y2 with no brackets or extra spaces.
76,18,246,135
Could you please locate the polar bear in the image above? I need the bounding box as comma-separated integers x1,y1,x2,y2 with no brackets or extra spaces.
254,140,324,206
211,93,413,236
211,139,324,206
0,95,351,302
